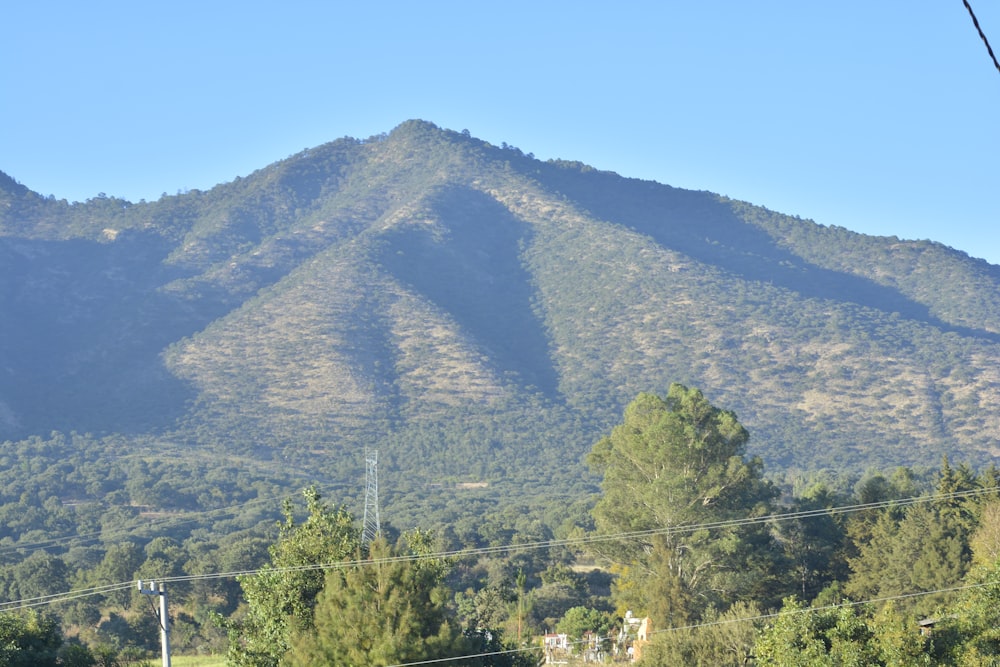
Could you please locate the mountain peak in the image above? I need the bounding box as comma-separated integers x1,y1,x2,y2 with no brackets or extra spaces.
0,170,29,197
3,122,1000,488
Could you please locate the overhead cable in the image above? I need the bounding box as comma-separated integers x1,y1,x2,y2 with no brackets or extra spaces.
2,485,996,609
963,0,1000,75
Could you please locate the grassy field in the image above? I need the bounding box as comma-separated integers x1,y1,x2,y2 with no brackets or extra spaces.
169,656,226,667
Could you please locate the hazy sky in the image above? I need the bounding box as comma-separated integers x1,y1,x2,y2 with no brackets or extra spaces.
3,2,998,263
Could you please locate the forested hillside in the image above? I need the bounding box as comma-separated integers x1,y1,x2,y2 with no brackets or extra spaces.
3,119,1000,502
4,122,1000,661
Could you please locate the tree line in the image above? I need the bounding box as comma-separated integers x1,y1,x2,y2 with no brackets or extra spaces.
4,384,1000,664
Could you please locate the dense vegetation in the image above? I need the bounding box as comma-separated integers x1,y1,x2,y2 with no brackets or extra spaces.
2,387,1000,664
4,120,1000,661
4,120,1000,489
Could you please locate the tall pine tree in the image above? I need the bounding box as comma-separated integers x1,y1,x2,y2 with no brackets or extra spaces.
587,384,779,624
284,534,468,667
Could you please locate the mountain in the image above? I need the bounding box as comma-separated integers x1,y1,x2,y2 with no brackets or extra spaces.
3,120,1000,511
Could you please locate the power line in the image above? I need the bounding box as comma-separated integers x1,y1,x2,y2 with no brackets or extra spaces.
386,579,1000,667
0,582,136,612
1,485,997,665
386,643,543,667
963,0,1000,76
0,468,978,562
646,579,995,639
9,564,983,667
3,485,996,610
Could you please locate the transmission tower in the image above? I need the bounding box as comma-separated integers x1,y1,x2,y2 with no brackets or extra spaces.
362,449,381,545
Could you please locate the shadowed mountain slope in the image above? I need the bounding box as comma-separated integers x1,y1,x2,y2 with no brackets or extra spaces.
2,120,999,503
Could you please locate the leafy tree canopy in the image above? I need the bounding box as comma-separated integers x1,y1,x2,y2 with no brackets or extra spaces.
0,611,67,667
223,486,359,667
588,384,779,623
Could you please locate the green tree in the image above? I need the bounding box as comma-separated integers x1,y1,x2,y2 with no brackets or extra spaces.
556,606,612,641
587,385,779,623
528,579,586,631
87,543,144,609
0,610,85,667
936,557,1000,665
773,483,849,602
9,552,68,603
869,602,939,667
846,464,978,617
936,456,978,533
639,601,760,667
223,486,359,667
843,468,922,563
969,499,1000,567
754,598,867,667
283,534,468,667
754,597,936,667
846,502,967,617
464,584,515,632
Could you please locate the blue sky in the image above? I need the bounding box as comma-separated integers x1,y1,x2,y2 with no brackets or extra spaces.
3,2,999,264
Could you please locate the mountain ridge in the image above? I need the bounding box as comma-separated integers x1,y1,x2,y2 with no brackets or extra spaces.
3,120,999,503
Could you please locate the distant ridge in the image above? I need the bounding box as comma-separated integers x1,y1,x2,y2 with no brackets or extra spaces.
3,120,1000,503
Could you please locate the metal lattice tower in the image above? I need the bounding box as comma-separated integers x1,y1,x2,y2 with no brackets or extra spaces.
361,449,381,545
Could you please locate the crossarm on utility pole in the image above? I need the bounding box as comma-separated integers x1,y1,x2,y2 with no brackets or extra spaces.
137,580,171,667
